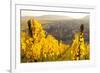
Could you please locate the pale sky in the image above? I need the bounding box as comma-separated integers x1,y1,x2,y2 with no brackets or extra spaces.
21,10,89,19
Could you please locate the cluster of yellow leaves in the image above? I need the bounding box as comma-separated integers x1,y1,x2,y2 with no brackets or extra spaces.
21,18,69,62
70,33,90,60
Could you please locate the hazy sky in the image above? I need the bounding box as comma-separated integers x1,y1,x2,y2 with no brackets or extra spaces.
21,10,89,19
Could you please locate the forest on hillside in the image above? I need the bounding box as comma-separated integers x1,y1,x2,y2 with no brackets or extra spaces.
21,16,90,63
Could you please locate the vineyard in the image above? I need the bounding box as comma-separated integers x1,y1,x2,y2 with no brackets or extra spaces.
21,18,90,63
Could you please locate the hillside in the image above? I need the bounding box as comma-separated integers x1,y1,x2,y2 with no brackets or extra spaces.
21,15,89,44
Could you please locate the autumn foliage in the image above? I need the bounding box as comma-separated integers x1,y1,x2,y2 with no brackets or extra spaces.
21,18,89,63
